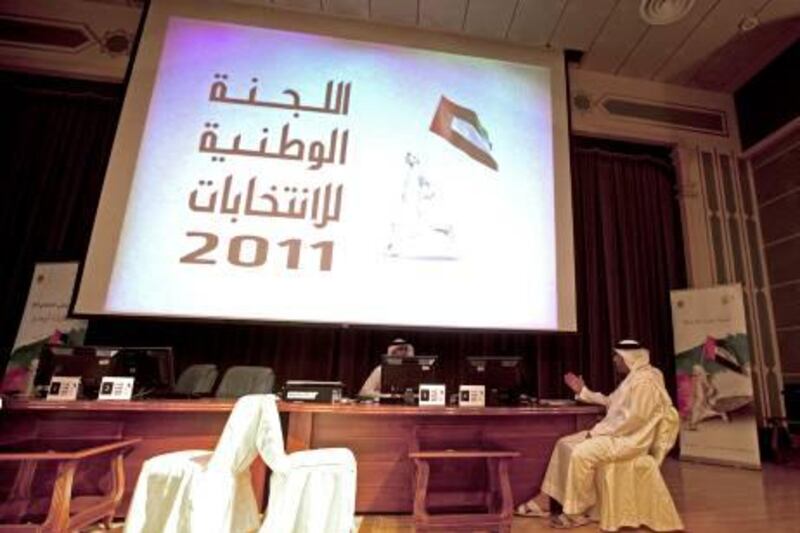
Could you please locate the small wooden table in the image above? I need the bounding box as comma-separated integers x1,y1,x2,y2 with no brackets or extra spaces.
0,438,141,532
409,449,521,532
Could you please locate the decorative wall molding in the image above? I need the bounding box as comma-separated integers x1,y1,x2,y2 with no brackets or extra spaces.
0,0,141,81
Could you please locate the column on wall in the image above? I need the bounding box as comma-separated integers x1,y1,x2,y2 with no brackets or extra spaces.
674,144,785,422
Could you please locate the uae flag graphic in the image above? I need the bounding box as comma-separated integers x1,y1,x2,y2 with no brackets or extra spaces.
429,96,498,171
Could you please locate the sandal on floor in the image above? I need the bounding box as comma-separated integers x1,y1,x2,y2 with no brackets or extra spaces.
514,499,549,518
549,513,591,529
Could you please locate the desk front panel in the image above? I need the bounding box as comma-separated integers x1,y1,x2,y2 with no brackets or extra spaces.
281,404,602,513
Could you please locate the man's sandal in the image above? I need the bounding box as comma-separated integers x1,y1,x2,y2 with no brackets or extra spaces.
549,513,591,529
514,499,549,518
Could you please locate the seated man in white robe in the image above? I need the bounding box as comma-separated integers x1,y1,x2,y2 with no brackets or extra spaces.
516,339,676,528
359,338,415,398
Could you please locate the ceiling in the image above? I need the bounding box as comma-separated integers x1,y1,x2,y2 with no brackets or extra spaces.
0,0,798,92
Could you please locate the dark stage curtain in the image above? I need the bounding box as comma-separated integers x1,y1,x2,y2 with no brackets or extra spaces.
0,72,122,377
0,72,685,399
564,139,686,396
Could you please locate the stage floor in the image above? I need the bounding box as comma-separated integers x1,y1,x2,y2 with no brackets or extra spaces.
90,458,800,532
356,458,800,532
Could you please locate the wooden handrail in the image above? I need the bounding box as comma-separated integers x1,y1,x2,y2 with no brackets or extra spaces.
0,438,141,462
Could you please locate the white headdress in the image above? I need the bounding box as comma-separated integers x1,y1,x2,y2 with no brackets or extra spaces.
613,339,650,371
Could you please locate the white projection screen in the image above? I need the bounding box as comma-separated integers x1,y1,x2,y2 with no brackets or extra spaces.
75,0,577,332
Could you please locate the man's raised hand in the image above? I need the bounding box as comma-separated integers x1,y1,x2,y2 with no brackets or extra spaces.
564,372,585,395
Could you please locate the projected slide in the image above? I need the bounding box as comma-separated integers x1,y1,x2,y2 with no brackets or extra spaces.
88,15,568,330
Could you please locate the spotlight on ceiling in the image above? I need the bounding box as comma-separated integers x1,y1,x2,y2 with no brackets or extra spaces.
639,0,696,26
738,15,760,32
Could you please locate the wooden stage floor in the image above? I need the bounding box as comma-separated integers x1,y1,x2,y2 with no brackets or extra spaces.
95,458,799,532
355,459,800,532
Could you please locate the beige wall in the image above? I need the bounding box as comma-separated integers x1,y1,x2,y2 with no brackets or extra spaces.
748,121,800,384
569,68,785,420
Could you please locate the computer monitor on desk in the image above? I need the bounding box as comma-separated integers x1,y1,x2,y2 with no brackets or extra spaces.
380,355,438,401
111,347,175,397
35,345,117,398
35,345,174,399
464,356,523,406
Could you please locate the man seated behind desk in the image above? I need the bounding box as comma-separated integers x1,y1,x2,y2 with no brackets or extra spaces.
515,339,677,529
359,338,414,398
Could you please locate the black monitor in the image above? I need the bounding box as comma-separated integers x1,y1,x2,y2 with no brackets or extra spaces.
464,356,523,406
34,345,174,399
380,355,438,397
35,345,118,398
111,347,175,397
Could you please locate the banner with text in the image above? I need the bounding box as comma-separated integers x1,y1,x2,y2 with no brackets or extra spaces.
671,284,760,468
1,262,87,396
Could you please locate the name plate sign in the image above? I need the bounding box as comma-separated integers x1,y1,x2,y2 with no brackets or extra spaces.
459,385,486,407
98,377,134,400
47,376,81,401
419,384,446,406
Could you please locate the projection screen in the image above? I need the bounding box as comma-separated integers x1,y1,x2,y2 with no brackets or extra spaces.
75,0,576,331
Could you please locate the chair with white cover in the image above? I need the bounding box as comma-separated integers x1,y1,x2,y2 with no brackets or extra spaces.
589,406,684,532
124,394,357,533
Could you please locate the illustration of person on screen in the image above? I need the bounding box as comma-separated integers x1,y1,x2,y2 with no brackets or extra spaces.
385,95,499,260
385,152,457,260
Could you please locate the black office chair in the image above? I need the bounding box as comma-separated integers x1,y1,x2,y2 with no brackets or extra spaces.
214,366,275,398
174,364,219,396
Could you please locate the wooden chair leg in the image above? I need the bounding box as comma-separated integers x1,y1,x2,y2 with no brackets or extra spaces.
2,459,38,523
486,458,499,512
412,459,431,524
497,458,514,522
41,459,78,533
108,453,126,509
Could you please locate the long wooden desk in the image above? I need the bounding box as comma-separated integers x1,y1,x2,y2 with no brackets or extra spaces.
0,399,603,515
280,402,603,513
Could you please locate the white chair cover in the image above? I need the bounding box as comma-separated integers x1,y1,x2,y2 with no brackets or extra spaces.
124,395,356,533
589,406,684,532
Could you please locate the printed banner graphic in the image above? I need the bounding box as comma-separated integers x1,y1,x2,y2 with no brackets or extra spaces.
670,284,760,468
1,262,87,396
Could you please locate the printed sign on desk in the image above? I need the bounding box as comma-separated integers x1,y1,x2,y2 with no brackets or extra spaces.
419,384,446,406
98,377,134,401
459,385,486,407
46,377,81,401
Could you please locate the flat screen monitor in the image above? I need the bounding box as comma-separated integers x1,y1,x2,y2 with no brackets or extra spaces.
464,356,523,406
34,345,175,399
35,345,118,398
111,347,175,396
381,355,438,396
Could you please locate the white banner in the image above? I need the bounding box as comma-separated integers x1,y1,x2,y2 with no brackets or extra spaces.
1,262,87,396
670,284,760,468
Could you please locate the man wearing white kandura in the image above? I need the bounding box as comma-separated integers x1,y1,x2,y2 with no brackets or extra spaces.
358,338,415,398
515,339,676,529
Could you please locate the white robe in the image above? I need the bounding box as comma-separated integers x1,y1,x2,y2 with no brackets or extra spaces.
541,365,673,516
359,365,381,397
